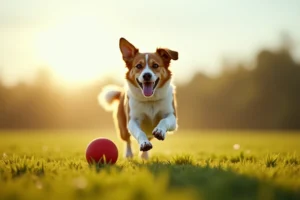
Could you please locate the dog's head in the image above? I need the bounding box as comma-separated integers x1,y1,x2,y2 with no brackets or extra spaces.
119,38,178,98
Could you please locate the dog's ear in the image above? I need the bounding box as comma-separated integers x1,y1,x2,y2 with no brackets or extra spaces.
156,48,178,63
119,38,139,63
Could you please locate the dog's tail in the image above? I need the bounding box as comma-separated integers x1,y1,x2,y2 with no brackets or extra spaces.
98,85,123,111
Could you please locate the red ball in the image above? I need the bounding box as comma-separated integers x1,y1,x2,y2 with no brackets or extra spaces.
86,138,118,164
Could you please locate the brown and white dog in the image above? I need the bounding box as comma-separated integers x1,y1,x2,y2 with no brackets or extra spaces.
98,38,178,159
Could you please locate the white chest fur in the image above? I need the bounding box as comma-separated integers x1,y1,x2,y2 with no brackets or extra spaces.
126,81,175,135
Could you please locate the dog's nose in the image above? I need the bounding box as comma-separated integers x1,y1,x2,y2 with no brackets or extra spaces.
143,73,152,81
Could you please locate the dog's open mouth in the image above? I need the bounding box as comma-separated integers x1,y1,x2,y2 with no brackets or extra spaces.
136,78,160,97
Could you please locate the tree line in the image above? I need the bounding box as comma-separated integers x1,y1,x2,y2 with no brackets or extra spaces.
1,45,299,130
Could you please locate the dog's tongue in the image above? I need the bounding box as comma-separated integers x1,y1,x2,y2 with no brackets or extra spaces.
143,82,153,97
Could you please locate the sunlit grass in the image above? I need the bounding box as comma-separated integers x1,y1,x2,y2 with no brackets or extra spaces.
0,130,300,200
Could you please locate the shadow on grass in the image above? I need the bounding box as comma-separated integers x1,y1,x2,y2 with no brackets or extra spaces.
92,158,300,200
150,163,300,200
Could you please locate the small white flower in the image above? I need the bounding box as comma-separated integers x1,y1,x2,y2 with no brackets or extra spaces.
36,182,43,189
233,144,240,150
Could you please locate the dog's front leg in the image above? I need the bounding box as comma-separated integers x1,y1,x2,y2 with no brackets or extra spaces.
128,119,153,151
153,113,177,140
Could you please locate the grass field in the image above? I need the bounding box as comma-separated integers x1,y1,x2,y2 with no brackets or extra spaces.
0,130,300,200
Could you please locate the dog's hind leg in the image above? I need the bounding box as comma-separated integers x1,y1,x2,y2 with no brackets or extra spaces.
114,94,133,158
124,140,133,158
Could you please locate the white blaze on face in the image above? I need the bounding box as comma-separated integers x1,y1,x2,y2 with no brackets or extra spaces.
138,54,158,97
138,54,157,83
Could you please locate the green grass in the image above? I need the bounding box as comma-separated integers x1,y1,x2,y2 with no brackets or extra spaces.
0,130,300,200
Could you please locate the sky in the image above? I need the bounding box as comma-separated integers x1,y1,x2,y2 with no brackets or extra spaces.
0,0,299,86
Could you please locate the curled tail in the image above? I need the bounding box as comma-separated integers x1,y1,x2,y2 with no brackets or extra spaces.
98,85,123,111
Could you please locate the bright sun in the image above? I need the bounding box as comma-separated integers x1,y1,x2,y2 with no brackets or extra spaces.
36,17,121,85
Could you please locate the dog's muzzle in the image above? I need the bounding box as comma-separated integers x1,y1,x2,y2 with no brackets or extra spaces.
136,78,160,97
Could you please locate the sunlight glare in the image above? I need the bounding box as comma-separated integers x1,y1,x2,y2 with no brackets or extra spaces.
36,16,121,85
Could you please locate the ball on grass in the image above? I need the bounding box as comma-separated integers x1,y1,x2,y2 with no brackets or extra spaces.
85,138,118,164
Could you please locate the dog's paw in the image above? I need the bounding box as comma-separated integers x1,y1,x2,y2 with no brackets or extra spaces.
152,127,166,140
140,141,153,152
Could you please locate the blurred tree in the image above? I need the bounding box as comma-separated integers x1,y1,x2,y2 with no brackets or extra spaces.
177,43,300,130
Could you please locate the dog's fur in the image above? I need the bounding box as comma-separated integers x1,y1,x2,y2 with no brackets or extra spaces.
98,38,178,159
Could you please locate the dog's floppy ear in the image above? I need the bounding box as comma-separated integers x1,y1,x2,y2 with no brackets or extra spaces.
119,38,139,63
156,48,178,62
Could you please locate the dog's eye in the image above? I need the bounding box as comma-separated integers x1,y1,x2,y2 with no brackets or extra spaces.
152,63,159,68
135,64,143,69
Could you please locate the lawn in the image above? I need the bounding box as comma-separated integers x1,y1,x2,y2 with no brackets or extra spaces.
0,130,300,200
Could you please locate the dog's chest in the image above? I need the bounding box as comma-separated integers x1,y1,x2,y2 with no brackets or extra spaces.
128,98,171,134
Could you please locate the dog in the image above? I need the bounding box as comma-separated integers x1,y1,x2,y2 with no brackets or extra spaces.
98,38,179,159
